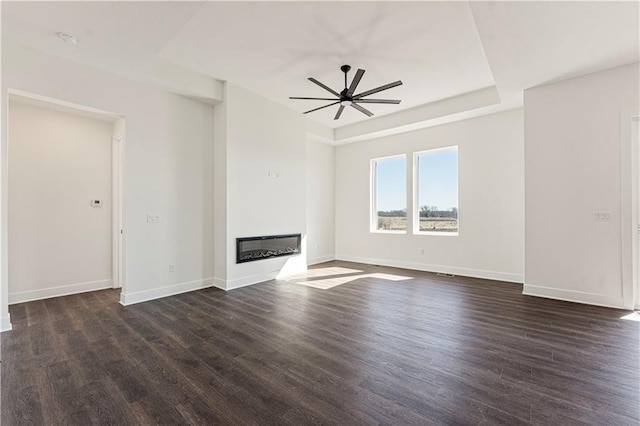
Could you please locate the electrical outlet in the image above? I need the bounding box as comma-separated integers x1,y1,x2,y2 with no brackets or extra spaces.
147,214,161,223
169,264,176,272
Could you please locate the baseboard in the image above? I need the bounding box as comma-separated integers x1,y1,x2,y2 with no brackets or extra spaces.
1,314,12,332
307,255,336,266
523,284,625,309
119,277,216,306
225,272,278,291
9,279,113,304
224,266,309,291
212,277,226,291
335,254,524,283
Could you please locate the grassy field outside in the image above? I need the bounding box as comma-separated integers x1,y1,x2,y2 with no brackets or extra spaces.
377,216,458,232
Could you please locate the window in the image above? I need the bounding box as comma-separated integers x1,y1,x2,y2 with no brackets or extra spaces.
371,155,407,232
414,147,458,234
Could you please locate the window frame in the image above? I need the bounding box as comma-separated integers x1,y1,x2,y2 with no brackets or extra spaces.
413,146,459,236
370,154,407,234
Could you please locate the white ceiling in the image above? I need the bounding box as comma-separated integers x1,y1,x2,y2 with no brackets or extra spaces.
2,1,638,131
159,1,495,127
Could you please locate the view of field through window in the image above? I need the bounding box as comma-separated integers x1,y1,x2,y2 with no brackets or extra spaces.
415,148,458,233
374,155,407,231
373,148,458,233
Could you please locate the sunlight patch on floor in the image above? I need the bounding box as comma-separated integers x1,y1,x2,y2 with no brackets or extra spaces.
287,271,413,290
620,311,640,321
285,266,364,280
366,273,413,282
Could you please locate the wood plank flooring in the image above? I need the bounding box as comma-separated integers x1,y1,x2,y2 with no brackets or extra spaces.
2,261,639,425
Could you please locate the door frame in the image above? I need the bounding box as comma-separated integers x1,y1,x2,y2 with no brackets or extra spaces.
622,112,640,310
112,118,125,289
632,115,640,309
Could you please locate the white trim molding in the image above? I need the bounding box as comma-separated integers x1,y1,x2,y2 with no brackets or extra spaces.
225,273,278,291
620,112,640,310
1,314,12,332
307,255,336,266
523,284,625,309
212,277,227,291
9,279,113,305
224,266,309,291
336,254,523,283
119,277,216,306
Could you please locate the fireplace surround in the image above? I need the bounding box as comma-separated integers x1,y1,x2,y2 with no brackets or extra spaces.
236,234,301,264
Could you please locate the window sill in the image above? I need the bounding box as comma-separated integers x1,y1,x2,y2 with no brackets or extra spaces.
414,231,459,237
370,230,407,235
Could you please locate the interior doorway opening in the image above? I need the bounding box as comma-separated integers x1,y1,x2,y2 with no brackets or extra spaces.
6,90,125,304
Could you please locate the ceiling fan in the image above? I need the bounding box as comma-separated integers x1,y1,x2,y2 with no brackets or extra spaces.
290,65,402,120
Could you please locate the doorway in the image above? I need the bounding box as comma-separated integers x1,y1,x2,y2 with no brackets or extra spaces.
6,90,125,304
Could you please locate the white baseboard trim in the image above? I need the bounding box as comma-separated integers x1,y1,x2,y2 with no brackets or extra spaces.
223,266,309,291
225,273,278,291
335,254,524,283
9,279,113,305
523,285,625,309
212,277,226,291
120,277,216,306
1,314,12,332
307,255,336,266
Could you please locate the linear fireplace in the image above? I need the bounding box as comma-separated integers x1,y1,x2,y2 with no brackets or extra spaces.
236,234,301,264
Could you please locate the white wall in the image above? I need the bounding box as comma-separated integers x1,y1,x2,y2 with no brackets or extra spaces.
524,63,640,309
214,83,308,289
1,40,215,317
8,101,113,303
335,108,524,282
306,139,335,265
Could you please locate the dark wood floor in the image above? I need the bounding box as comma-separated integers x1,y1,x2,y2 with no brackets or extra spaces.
2,261,639,425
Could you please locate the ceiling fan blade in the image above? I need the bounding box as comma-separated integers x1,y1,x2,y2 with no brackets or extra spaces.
354,99,401,104
351,103,374,117
334,105,345,120
308,77,340,97
290,97,339,101
304,101,340,114
353,80,403,99
347,69,365,96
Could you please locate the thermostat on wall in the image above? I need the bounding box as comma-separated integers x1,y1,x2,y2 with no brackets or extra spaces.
90,200,102,207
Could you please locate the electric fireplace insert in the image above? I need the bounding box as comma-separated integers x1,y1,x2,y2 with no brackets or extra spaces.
236,234,301,264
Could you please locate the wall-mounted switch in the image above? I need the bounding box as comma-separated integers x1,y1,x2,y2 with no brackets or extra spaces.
147,214,161,223
90,200,102,207
593,211,612,222
169,264,176,272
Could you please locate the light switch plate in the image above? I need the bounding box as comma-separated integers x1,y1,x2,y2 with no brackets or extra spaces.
147,214,161,223
593,211,612,222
